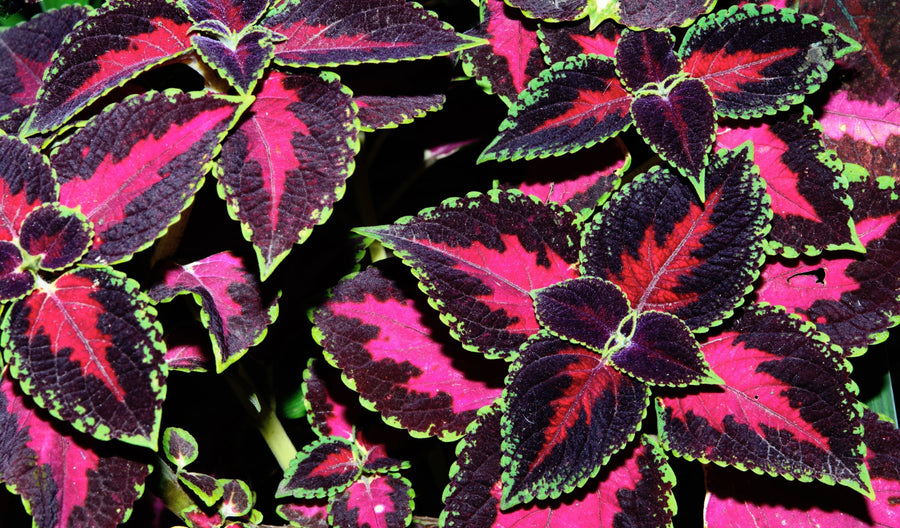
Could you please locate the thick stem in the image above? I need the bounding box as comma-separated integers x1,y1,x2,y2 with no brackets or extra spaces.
150,456,195,516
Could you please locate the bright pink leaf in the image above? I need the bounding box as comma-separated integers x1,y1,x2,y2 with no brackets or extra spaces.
328,474,413,528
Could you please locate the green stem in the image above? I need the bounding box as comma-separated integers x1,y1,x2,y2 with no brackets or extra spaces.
150,456,195,516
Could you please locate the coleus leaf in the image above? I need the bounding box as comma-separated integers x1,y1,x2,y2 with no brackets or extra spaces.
355,189,581,359
717,105,859,257
23,0,195,135
354,94,445,132
614,29,681,92
2,267,167,448
277,436,360,499
18,203,92,271
462,0,543,106
219,478,254,518
262,0,483,68
0,4,90,113
0,367,149,528
617,0,715,30
538,18,620,65
478,54,633,162
0,132,57,242
327,473,414,528
582,144,770,332
505,0,588,22
0,241,34,302
51,90,244,266
703,411,900,527
163,426,200,470
216,69,358,280
148,251,279,373
657,304,872,497
191,27,276,95
500,332,651,508
311,262,505,440
180,471,225,508
678,4,861,119
182,0,270,30
277,501,329,528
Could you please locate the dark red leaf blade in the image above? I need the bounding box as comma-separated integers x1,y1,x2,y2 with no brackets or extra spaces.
617,0,715,30
630,78,716,187
311,263,505,440
506,0,588,22
582,144,770,332
0,368,149,528
23,0,195,135
192,28,276,95
461,0,543,106
538,18,620,64
678,4,861,119
0,4,90,113
2,267,167,448
717,106,860,257
263,0,482,68
0,132,57,243
0,241,34,302
354,94,445,132
657,304,872,497
614,29,681,92
501,333,650,508
52,91,243,266
328,473,413,528
18,203,92,271
277,436,360,499
148,251,278,373
216,70,358,280
356,190,581,359
479,54,633,162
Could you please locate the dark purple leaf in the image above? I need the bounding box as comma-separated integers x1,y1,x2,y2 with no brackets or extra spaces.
0,133,56,243
479,54,633,162
354,94,445,132
192,27,276,94
183,0,270,29
277,501,329,528
163,427,199,470
23,0,194,134
148,251,279,373
2,267,167,448
51,91,242,266
179,471,225,507
263,0,482,68
18,203,92,271
328,473,413,528
219,479,253,518
505,0,588,22
614,29,681,91
216,70,358,280
618,0,715,29
538,19,620,64
0,240,34,302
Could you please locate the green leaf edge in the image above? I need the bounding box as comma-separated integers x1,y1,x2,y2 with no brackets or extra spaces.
179,470,226,507
163,426,200,470
190,28,276,96
276,436,360,499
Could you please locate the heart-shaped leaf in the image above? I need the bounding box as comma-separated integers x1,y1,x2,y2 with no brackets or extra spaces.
52,91,244,266
183,0,270,29
657,304,871,497
356,190,580,358
192,27,276,94
277,437,361,499
23,0,195,134
479,54,633,162
327,473,413,528
216,69,358,280
18,203,92,271
148,251,279,373
582,144,770,332
263,0,482,68
0,368,150,528
2,267,166,448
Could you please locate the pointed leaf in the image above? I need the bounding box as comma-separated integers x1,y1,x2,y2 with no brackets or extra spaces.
192,28,275,94
277,501,329,528
18,203,92,271
614,29,681,92
657,304,871,496
630,78,716,183
217,70,358,280
312,263,505,440
2,267,167,448
183,0,270,29
180,471,225,507
328,473,414,528
501,333,650,508
582,145,770,332
302,357,357,440
163,426,199,470
617,0,715,30
0,241,34,302
356,190,580,358
479,54,633,162
505,0,588,22
462,0,543,106
0,4,90,113
354,94,444,132
538,18,620,64
52,91,243,266
148,251,278,373
0,368,149,528
0,132,57,243
263,0,481,68
678,4,861,119
219,478,254,518
717,106,858,257
24,0,194,134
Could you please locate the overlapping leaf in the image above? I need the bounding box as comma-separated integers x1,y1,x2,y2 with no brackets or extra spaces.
0,4,90,113
277,501,329,528
617,0,715,30
327,473,413,528
51,90,243,266
18,203,92,271
312,262,505,440
23,0,195,134
356,190,581,358
657,304,871,497
354,94,445,132
148,251,278,373
2,267,167,448
277,436,360,499
538,19,620,65
505,0,588,22
191,27,276,95
717,106,859,257
216,69,358,280
183,0,270,30
0,368,149,528
263,0,482,68
0,132,56,242
582,145,771,332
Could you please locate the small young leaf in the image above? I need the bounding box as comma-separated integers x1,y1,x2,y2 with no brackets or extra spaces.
277,436,361,499
327,473,414,528
263,0,482,68
18,203,92,271
0,368,150,528
2,267,167,448
219,478,254,518
163,426,200,470
356,190,580,358
148,251,278,373
179,471,225,507
479,54,633,162
23,0,195,134
192,27,276,94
